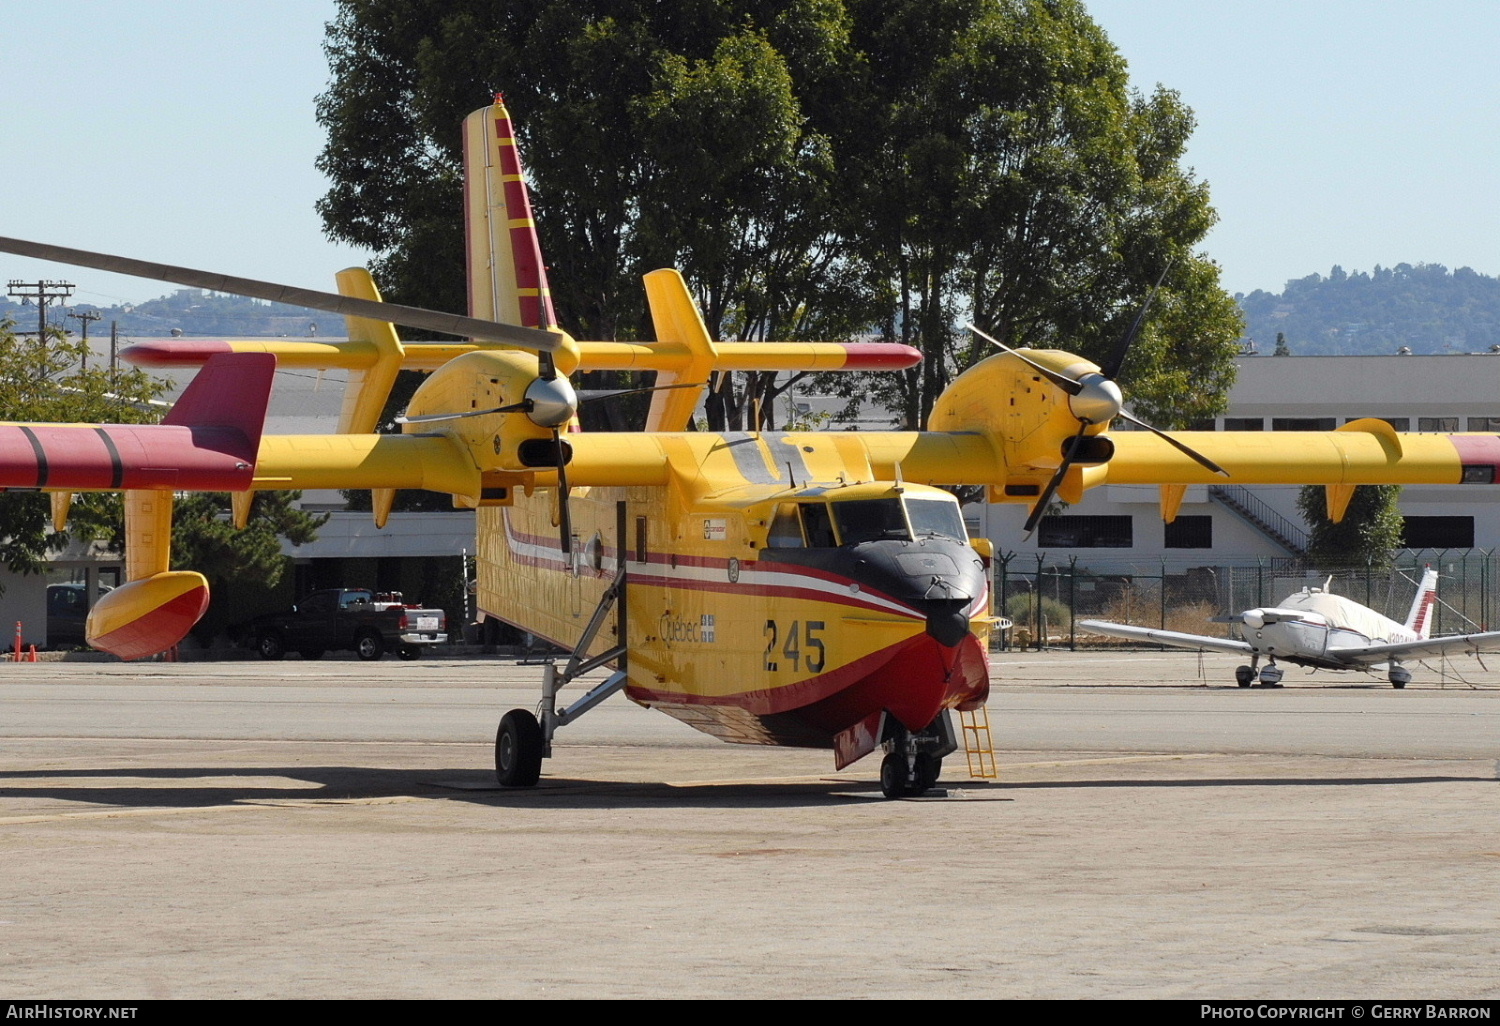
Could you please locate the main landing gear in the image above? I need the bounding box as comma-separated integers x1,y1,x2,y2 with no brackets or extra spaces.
493,533,628,789
1388,664,1411,689
1235,657,1283,688
878,713,958,799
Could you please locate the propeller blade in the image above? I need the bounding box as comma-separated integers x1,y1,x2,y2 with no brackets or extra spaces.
577,381,706,405
395,400,532,425
1100,261,1174,381
966,323,1083,396
1115,409,1230,477
1023,424,1090,535
0,235,564,351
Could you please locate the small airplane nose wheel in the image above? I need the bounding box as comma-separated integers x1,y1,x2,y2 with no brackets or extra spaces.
1258,663,1284,688
496,709,544,787
1235,665,1255,688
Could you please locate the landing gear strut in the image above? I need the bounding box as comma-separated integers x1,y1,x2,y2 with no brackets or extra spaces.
877,713,957,799
492,503,630,788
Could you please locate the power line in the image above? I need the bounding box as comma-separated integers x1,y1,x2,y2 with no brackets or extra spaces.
6,279,75,339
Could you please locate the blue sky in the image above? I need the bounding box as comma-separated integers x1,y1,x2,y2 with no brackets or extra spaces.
3,1,1497,308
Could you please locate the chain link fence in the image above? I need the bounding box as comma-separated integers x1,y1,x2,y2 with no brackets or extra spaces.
992,550,1496,650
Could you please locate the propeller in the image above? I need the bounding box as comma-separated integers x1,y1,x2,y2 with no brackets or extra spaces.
0,236,564,351
967,268,1230,536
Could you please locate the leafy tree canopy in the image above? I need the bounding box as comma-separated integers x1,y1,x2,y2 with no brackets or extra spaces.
317,0,1242,430
1297,484,1404,574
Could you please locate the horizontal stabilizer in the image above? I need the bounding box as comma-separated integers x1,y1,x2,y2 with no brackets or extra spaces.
0,353,271,492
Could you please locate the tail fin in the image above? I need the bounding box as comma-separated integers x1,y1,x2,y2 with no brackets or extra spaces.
1404,565,1440,638
162,350,275,460
463,94,557,330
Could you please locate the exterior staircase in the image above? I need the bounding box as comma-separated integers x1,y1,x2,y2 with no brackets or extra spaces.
1209,485,1309,556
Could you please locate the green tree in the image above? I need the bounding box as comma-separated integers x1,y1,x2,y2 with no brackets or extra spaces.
315,0,1243,432
0,321,167,589
171,492,327,643
1297,484,1405,573
1273,331,1291,356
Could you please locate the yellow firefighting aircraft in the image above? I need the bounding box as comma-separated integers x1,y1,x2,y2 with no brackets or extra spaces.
4,97,1500,798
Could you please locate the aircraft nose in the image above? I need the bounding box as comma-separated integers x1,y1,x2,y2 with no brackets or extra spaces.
925,599,971,648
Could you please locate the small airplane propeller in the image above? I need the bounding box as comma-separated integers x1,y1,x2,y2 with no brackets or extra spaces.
967,267,1228,535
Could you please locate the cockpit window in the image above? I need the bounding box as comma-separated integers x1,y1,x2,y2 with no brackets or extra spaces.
801,503,837,547
767,505,804,547
834,499,910,545
905,497,967,542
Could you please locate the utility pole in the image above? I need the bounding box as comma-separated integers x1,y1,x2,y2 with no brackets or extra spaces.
6,280,75,340
67,309,101,369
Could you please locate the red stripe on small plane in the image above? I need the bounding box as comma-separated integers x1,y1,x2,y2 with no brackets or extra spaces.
837,342,923,370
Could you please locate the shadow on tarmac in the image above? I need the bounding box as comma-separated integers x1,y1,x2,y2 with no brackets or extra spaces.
0,763,1494,812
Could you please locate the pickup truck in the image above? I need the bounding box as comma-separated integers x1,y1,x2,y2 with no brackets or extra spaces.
245,589,448,661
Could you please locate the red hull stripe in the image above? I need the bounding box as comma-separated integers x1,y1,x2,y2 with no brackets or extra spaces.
628,630,990,727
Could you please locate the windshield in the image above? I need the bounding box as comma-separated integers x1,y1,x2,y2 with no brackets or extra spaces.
834,499,910,544
905,497,967,542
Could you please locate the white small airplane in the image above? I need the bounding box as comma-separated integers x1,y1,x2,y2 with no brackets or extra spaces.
1079,566,1500,688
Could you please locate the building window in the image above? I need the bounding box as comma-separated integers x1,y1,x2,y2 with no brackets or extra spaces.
1468,417,1500,432
1164,515,1213,549
1418,417,1459,432
1037,515,1133,548
1401,516,1474,548
1223,417,1263,431
1185,418,1216,431
1272,417,1336,431
1346,417,1409,431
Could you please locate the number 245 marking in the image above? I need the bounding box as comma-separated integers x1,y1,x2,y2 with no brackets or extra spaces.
764,619,826,673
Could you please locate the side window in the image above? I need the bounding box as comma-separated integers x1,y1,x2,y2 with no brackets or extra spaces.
305,593,338,615
801,503,837,547
767,505,804,547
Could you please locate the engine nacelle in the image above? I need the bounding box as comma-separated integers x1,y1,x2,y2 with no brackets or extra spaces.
402,350,561,474
927,350,1113,505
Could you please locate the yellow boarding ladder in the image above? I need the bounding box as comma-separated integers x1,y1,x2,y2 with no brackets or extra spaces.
959,706,997,780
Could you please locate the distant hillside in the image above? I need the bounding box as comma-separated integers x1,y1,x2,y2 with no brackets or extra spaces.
0,287,345,338
1238,263,1500,355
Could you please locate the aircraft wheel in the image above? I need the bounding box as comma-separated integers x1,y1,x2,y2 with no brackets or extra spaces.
1391,680,1406,690
1235,665,1255,688
397,645,421,661
879,753,909,799
299,649,324,661
914,752,942,792
355,631,384,661
256,631,285,661
496,709,544,787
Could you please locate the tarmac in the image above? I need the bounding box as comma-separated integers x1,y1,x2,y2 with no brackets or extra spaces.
1,648,1497,999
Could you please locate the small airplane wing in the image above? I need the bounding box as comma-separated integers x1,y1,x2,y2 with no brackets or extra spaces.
1325,630,1500,666
1076,619,1254,656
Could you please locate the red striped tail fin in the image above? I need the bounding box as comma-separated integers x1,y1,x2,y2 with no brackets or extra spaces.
462,95,557,331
